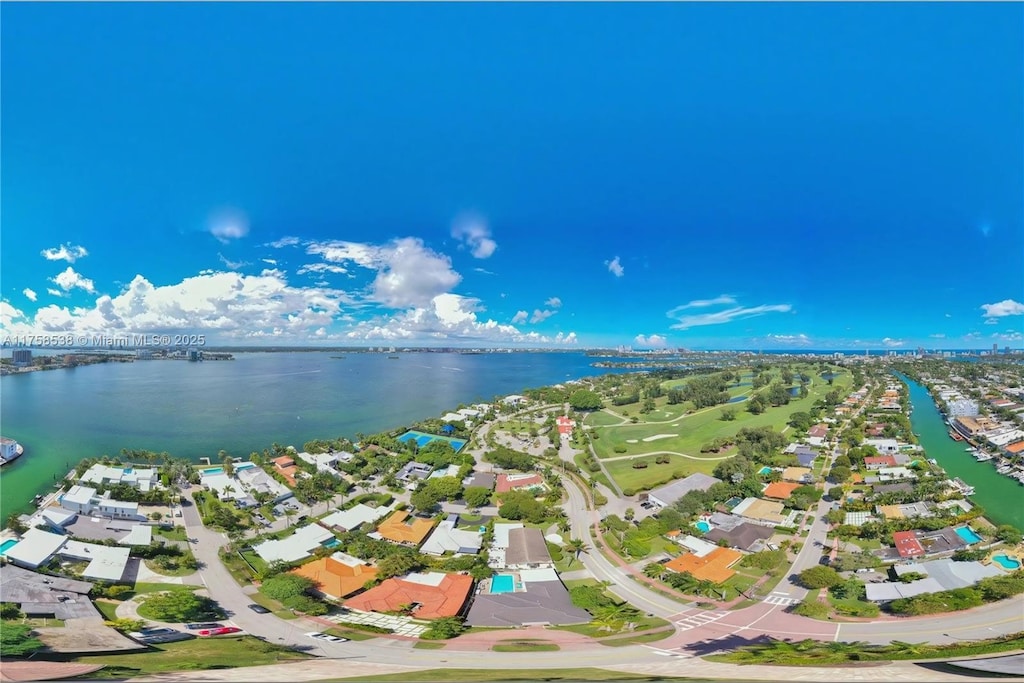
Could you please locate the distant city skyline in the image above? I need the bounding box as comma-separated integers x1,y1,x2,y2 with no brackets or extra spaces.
1,3,1021,350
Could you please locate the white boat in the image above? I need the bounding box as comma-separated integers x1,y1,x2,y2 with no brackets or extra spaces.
0,437,24,466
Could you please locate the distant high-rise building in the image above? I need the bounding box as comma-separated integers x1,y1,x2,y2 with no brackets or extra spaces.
947,399,979,417
993,343,999,355
12,349,32,366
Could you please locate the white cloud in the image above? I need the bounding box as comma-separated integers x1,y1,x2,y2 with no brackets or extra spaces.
1,301,26,328
22,288,37,302
47,288,63,297
306,237,461,309
297,263,348,275
530,309,557,324
554,332,577,344
473,267,495,275
265,236,300,248
4,271,350,341
882,337,904,347
992,331,1023,342
51,267,96,294
667,296,791,330
765,333,812,345
451,215,497,259
634,334,668,348
605,256,624,277
985,318,999,325
981,299,1024,318
545,297,562,308
262,258,278,266
930,333,946,339
207,209,249,244
944,313,952,318
511,311,529,324
218,253,250,270
41,243,88,263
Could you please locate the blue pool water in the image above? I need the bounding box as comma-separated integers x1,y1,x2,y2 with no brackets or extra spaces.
201,467,223,475
491,574,515,594
955,526,983,544
695,521,711,533
0,539,19,555
235,463,256,470
724,496,742,509
322,538,341,549
398,430,466,452
992,554,1021,570
758,467,773,475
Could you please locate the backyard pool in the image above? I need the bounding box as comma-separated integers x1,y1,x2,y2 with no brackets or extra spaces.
201,467,224,475
955,526,983,544
491,574,516,594
0,539,19,556
322,538,341,549
724,496,742,509
397,430,467,452
758,467,773,476
695,521,711,533
993,554,1021,570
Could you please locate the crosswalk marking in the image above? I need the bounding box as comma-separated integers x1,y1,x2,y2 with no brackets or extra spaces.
674,610,729,630
763,592,801,606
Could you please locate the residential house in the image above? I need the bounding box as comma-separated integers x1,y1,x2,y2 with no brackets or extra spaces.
375,510,436,547
704,521,773,551
762,481,801,501
289,552,378,601
396,462,433,483
495,473,545,494
321,503,395,532
781,467,813,483
664,546,743,584
59,485,143,521
79,464,160,492
730,497,787,526
645,473,722,508
420,515,483,556
892,530,925,559
464,471,496,491
466,567,590,627
272,456,299,486
253,523,335,564
864,455,899,470
503,527,553,569
794,446,817,468
344,571,473,619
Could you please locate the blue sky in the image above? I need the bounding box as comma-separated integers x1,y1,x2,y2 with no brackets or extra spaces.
2,3,1021,350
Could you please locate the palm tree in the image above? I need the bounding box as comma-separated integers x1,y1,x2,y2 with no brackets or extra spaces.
643,562,666,579
566,538,588,566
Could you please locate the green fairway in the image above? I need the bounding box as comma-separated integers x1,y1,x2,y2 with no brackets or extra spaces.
604,454,711,491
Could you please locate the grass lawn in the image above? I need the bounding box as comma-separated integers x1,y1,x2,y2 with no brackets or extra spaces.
143,557,198,577
153,526,187,542
492,639,560,652
240,549,269,575
322,668,687,682
64,635,311,677
584,410,628,427
325,627,376,641
604,454,704,492
130,583,199,596
247,592,298,620
95,600,120,621
597,629,675,647
412,640,447,649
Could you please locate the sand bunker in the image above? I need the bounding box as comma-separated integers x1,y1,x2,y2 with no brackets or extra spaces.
626,439,639,443
642,434,676,442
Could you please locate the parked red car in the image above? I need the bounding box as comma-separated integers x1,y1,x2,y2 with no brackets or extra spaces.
197,626,242,637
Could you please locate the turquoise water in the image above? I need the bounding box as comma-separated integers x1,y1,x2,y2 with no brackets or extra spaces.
758,466,772,475
1,351,620,520
695,521,711,533
0,539,19,555
201,467,224,475
955,526,983,544
993,554,1021,569
724,496,742,509
322,538,341,549
899,372,1023,530
491,574,515,594
397,430,467,452
235,463,256,470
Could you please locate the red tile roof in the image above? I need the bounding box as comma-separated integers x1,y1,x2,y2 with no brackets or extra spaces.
893,530,925,558
495,473,544,493
762,481,801,500
343,572,473,619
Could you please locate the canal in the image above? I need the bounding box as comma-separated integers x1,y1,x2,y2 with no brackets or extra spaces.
898,372,1023,531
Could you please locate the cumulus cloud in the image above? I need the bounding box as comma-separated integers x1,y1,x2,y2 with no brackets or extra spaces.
882,337,904,347
262,258,278,266
545,297,562,308
991,331,1023,342
530,309,557,324
297,263,348,275
1,301,26,327
306,237,461,309
4,271,350,341
451,215,497,259
511,311,529,324
22,288,37,302
41,243,88,263
208,209,249,243
605,256,624,277
634,334,668,348
981,299,1024,318
765,333,811,345
47,288,63,297
51,267,96,294
667,295,791,330
554,332,577,344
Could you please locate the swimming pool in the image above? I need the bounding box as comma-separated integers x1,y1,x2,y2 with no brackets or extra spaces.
758,467,773,476
695,521,711,533
955,526,983,544
724,496,742,509
397,430,467,452
235,463,256,471
201,467,224,475
0,539,19,556
322,538,341,549
993,554,1021,570
491,574,516,594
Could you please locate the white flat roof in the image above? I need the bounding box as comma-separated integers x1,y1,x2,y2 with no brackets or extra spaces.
62,485,97,506
493,523,523,549
5,528,68,568
401,571,447,587
519,567,559,583
61,539,131,582
253,524,334,564
119,525,153,546
321,503,394,531
678,535,718,557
